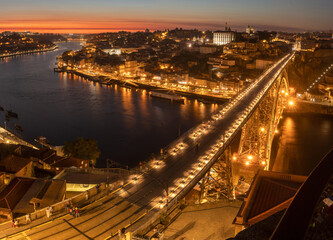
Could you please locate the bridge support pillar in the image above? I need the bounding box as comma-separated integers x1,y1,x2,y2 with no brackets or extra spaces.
198,146,234,202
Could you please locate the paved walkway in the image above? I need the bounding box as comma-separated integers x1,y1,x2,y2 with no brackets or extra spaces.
0,193,141,240
163,200,241,240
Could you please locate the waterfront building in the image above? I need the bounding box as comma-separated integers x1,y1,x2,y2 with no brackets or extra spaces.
295,39,316,51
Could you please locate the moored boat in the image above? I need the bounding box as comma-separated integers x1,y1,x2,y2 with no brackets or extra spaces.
15,124,23,132
6,110,18,118
150,90,184,102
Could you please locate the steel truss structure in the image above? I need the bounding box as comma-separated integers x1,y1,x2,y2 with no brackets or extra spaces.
238,69,289,168
198,69,289,202
199,146,233,202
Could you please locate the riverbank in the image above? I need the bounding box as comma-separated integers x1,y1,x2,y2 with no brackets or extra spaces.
54,68,229,103
286,98,333,115
0,45,58,59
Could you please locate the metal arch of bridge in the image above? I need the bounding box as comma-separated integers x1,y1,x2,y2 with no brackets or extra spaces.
197,69,290,201
238,69,289,168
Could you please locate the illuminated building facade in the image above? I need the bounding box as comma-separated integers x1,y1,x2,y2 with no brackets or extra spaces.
246,25,255,34
213,31,235,45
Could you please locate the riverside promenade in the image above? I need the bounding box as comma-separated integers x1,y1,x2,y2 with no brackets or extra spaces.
0,46,58,59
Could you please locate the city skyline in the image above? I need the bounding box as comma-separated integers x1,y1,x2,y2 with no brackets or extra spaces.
1,0,333,33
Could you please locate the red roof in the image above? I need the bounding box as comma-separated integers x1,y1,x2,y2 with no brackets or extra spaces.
234,170,306,226
0,177,34,210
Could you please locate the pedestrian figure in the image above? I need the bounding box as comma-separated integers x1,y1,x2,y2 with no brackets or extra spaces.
65,201,70,212
14,219,18,228
160,148,164,158
69,208,72,216
50,206,53,215
11,219,15,228
139,162,143,172
46,207,50,218
75,207,80,218
118,229,122,240
25,213,31,224
85,192,89,201
120,227,126,239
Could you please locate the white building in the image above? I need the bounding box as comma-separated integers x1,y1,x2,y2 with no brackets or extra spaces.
213,31,235,45
103,48,122,55
246,25,255,35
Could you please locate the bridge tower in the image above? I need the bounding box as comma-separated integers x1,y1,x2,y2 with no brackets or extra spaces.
233,69,289,186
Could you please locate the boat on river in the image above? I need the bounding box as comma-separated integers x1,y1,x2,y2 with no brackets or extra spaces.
15,124,23,132
150,90,184,103
6,110,18,118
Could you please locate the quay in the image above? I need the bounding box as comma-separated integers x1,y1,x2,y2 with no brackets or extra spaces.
0,46,58,59
54,68,230,103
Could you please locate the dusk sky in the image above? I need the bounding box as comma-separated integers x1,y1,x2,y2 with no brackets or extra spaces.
1,0,332,33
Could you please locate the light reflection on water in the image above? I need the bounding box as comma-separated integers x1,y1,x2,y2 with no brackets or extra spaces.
0,42,216,167
271,114,333,176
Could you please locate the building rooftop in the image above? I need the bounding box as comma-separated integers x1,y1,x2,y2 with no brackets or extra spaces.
54,168,128,185
0,177,66,217
0,177,34,211
234,170,306,226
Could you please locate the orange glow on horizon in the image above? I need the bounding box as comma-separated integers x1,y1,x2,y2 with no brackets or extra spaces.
0,20,149,33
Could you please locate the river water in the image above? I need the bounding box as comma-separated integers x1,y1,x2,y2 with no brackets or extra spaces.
0,42,332,174
270,113,333,176
0,42,216,167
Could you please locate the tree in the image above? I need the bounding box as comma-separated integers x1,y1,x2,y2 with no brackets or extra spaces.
62,137,100,166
